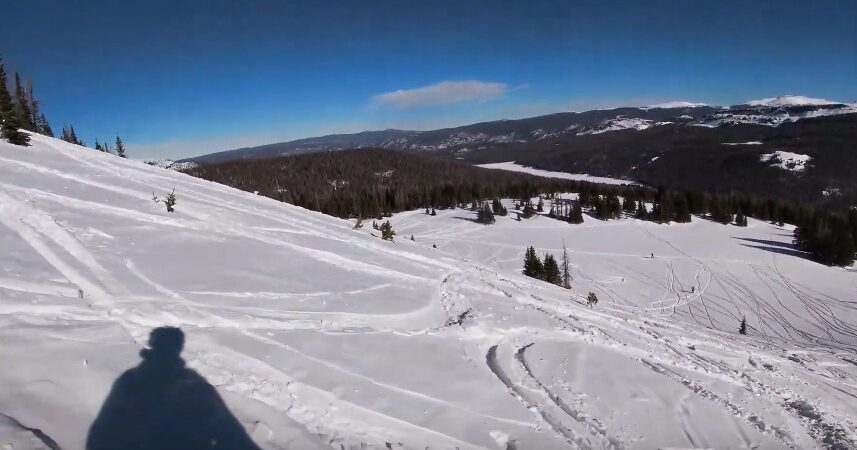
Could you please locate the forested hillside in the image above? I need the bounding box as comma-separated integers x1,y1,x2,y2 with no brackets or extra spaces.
186,148,627,218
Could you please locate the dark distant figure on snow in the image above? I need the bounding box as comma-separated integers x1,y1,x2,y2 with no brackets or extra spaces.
650,253,654,259
86,327,261,450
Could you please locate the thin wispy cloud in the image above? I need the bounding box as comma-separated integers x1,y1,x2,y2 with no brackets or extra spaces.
373,80,508,109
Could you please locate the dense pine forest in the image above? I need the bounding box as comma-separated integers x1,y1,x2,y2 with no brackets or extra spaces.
187,148,609,217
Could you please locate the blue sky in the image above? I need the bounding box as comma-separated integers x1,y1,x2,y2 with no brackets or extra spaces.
2,0,855,159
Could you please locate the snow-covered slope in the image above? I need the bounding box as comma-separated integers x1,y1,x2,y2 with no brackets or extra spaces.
2,135,857,450
142,158,199,171
761,151,812,172
576,117,657,135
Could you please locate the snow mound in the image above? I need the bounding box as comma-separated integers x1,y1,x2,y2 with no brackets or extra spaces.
747,95,840,107
2,134,857,450
761,150,811,172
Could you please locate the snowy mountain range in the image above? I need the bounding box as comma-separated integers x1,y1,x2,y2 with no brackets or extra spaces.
182,95,857,207
186,95,856,164
2,133,857,449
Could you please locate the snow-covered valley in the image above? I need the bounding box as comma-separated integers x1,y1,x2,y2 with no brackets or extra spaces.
2,135,857,450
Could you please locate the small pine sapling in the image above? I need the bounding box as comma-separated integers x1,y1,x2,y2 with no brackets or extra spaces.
164,188,176,213
380,220,395,241
586,292,598,308
561,242,572,289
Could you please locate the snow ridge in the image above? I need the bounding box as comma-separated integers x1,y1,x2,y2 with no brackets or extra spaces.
746,95,840,107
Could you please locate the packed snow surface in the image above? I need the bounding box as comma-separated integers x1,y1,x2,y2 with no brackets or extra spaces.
2,135,857,449
747,95,839,107
477,161,639,186
760,151,812,172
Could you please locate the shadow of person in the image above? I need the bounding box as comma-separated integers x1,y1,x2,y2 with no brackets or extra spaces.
87,327,262,450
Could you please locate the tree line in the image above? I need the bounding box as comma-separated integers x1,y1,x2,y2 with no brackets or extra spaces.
1,57,128,157
0,58,52,146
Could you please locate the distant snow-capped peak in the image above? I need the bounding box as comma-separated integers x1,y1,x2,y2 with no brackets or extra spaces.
746,95,840,107
647,101,709,108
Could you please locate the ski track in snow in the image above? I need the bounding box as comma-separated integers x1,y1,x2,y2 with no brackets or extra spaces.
3,134,857,449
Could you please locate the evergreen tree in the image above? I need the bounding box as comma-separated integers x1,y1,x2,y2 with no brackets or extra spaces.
521,202,536,219
709,197,732,224
164,189,176,213
476,203,496,224
25,79,52,136
543,254,561,285
61,124,83,145
380,220,395,241
587,292,598,308
491,198,507,216
651,192,675,223
735,210,748,227
115,136,126,158
578,189,592,207
0,61,29,146
850,209,857,245
522,246,544,280
635,201,647,220
430,207,437,216
793,213,856,266
739,317,747,335
686,190,709,215
536,198,544,212
36,113,53,137
12,72,34,131
70,125,81,145
674,194,692,223
569,201,584,224
623,196,636,214
560,242,571,289
2,113,29,146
